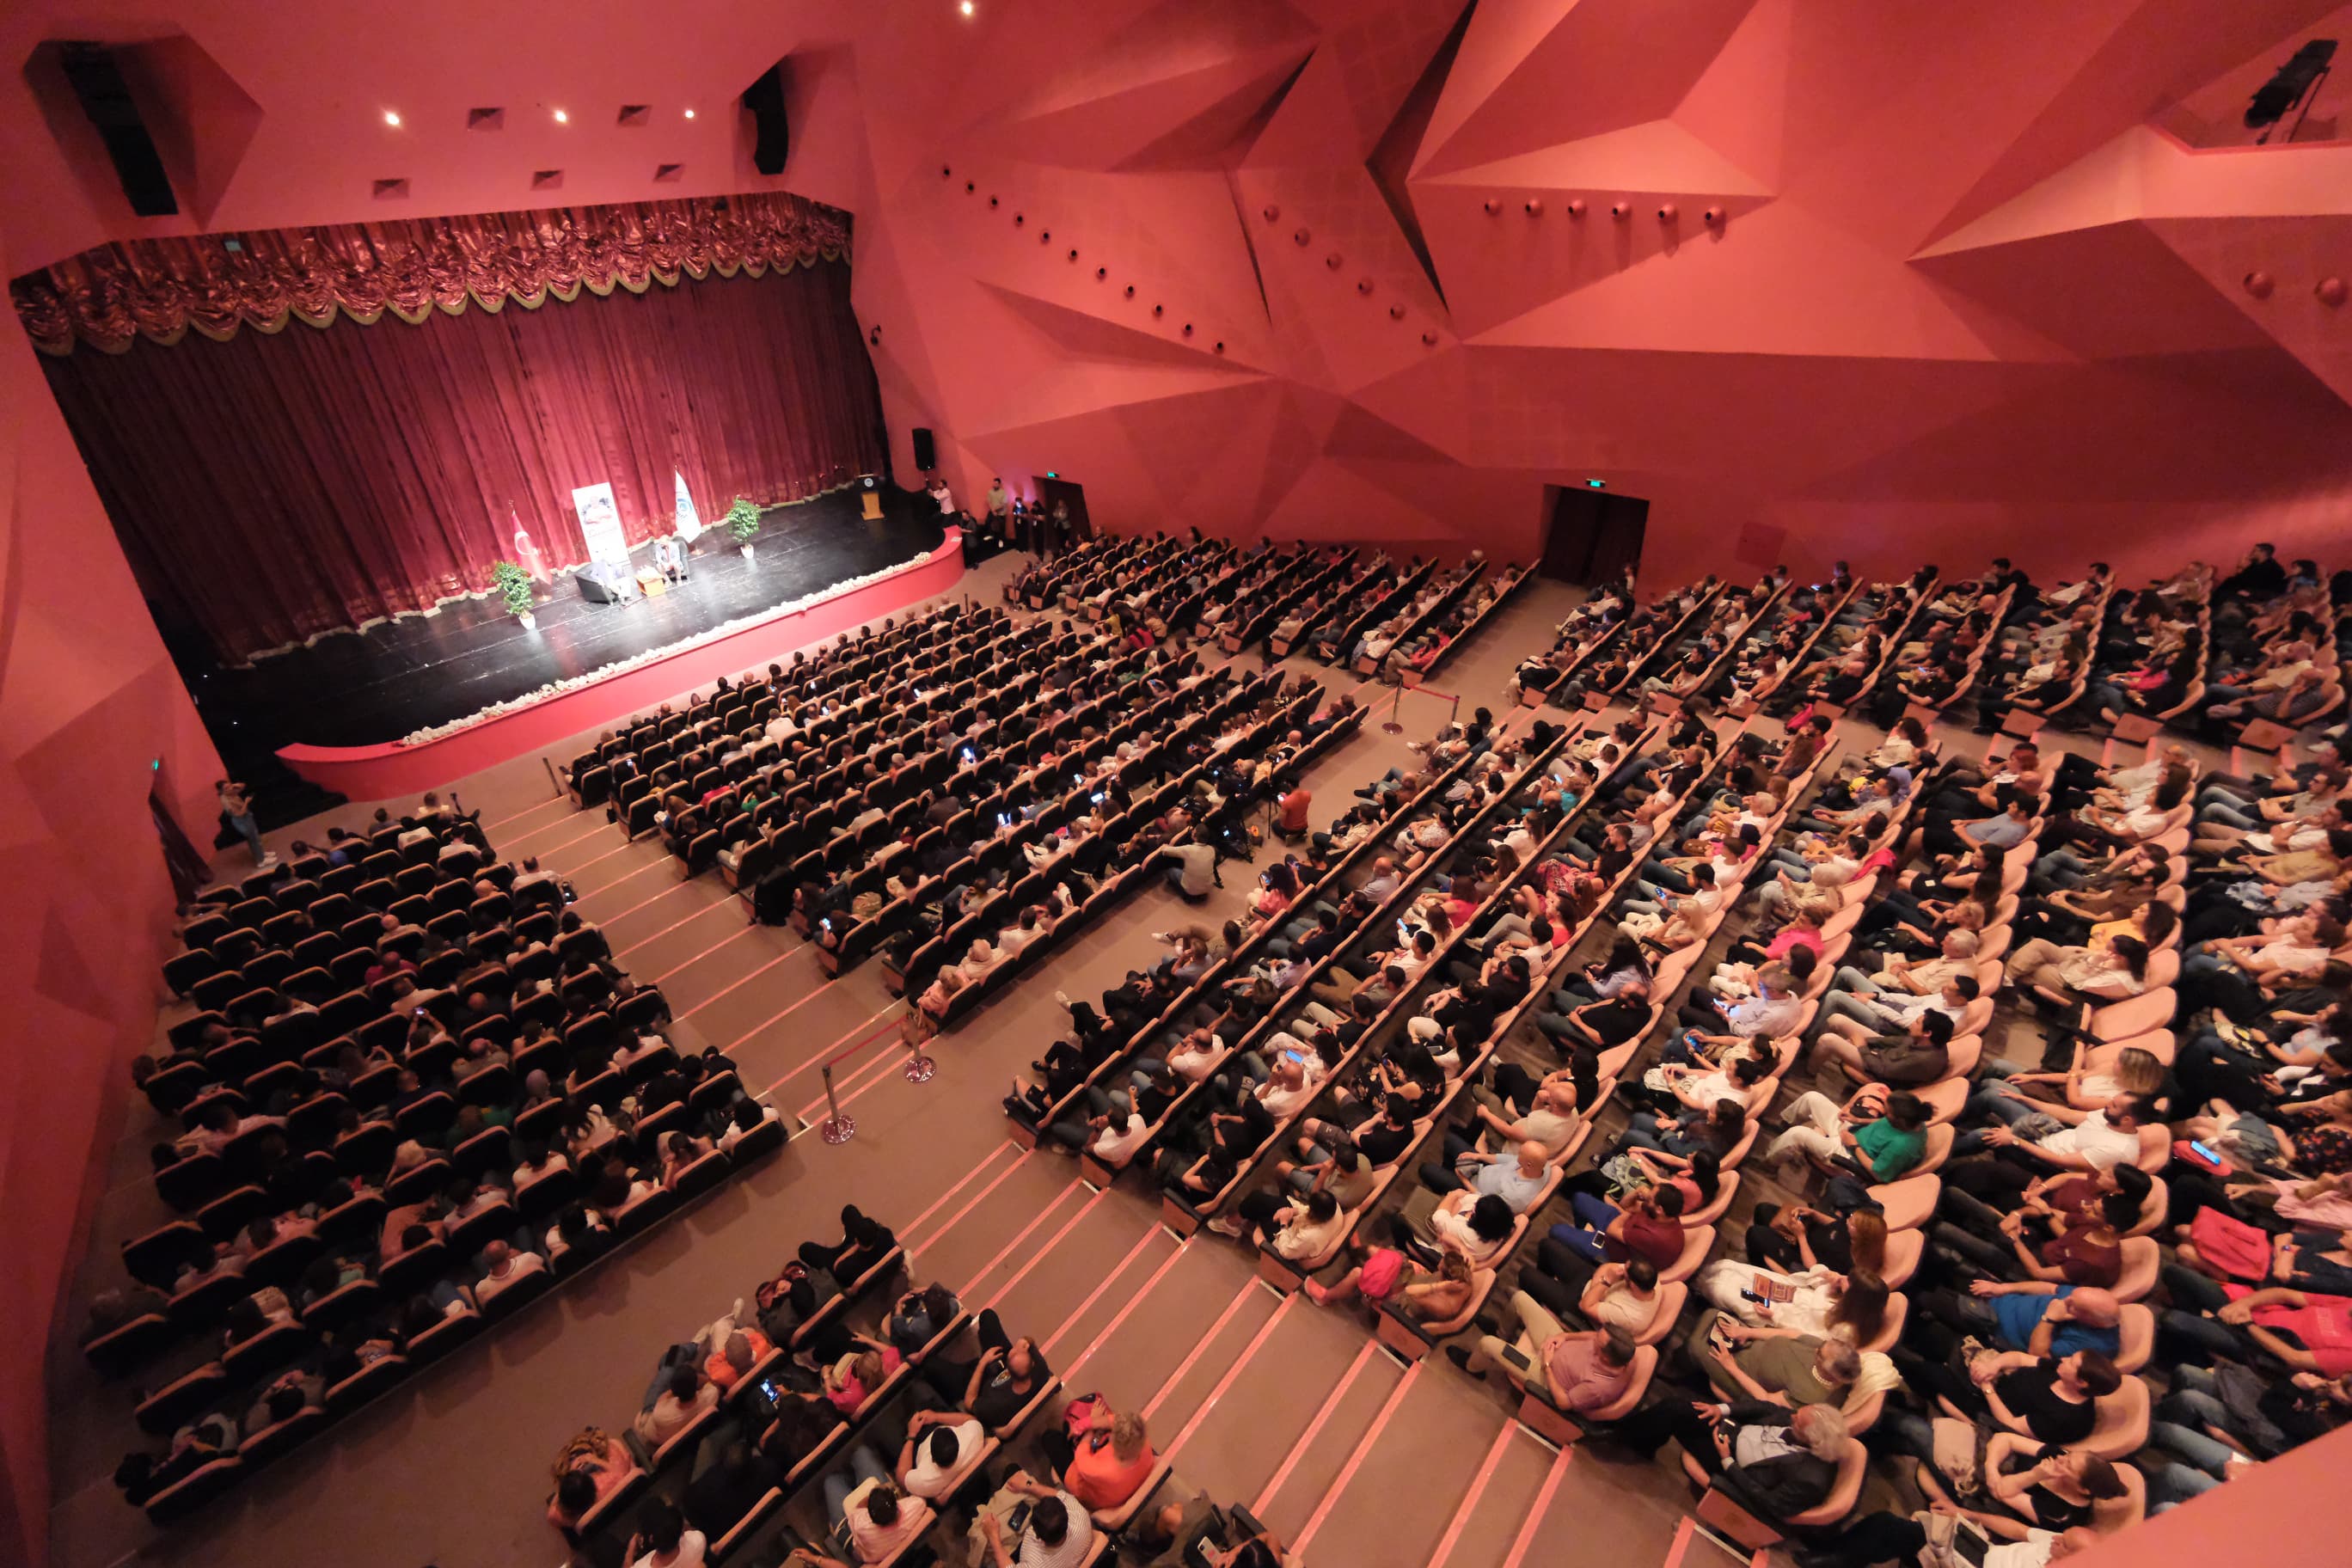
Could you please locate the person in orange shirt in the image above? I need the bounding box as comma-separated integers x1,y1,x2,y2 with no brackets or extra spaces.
1277,785,1313,839
1057,1409,1155,1513
704,1328,775,1390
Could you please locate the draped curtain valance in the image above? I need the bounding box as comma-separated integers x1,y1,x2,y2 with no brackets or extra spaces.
10,191,853,355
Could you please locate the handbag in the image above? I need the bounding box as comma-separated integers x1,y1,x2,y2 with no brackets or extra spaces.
2185,1206,2269,1280
1914,1511,1994,1568
1929,1416,1989,1500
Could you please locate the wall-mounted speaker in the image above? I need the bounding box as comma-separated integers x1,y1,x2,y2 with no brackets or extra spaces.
741,62,790,176
911,426,937,470
57,42,177,216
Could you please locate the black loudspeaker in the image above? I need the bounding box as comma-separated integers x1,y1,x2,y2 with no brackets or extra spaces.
911,427,936,471
57,43,178,216
741,64,791,176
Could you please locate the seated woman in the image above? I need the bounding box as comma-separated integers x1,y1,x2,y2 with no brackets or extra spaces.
1307,1234,1473,1318
1694,1258,1893,1345
1988,1043,2169,1125
547,1425,643,1534
1914,1430,2132,1538
822,1338,903,1416
1386,1190,1518,1269
1045,1406,1156,1515
658,1130,714,1187
916,965,969,1025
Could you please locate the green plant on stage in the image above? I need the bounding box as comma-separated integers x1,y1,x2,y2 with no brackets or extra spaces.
723,497,762,544
490,560,536,616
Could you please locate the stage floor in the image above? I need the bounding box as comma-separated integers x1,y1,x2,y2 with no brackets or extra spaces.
183,487,945,753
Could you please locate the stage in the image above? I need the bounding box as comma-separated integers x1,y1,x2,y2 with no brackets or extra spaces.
183,487,959,805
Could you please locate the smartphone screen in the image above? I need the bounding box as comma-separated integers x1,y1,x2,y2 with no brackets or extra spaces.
2190,1139,2220,1164
1396,920,1411,946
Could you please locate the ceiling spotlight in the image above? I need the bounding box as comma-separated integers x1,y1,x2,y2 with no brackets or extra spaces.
960,0,975,14
684,108,696,119
553,108,569,123
383,110,401,127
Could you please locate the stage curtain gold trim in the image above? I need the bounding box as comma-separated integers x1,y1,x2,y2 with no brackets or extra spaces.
11,192,854,355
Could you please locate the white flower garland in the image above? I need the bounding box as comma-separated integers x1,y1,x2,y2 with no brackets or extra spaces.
395,544,949,747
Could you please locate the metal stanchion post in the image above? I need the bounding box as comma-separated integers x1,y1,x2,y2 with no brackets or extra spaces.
904,1032,936,1083
1449,695,1461,731
818,1063,856,1144
542,755,564,799
1379,685,1406,736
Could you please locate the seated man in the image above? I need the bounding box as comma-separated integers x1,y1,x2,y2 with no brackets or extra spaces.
1765,1087,1930,1184
634,1364,720,1448
1810,973,1976,1044
1613,1400,1850,1522
1694,1320,1862,1411
1809,1008,1955,1088
1417,1138,1553,1212
1910,1282,2122,1363
977,1477,1094,1568
472,1238,548,1308
1451,1305,1640,1417
896,1409,984,1502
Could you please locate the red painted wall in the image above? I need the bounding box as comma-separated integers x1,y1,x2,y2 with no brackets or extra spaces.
0,266,222,1565
6,3,2352,1556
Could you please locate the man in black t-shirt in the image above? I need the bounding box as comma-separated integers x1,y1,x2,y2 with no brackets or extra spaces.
1344,1094,1418,1168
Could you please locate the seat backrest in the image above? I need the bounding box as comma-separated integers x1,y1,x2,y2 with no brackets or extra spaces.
2080,1375,2151,1458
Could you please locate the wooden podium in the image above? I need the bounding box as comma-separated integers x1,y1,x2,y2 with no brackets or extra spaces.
861,487,884,521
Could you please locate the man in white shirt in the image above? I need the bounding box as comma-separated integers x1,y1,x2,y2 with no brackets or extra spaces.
897,1411,983,1500
474,1240,547,1305
1255,1056,1320,1118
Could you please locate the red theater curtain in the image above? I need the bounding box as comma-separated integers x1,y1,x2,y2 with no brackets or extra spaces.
37,260,884,662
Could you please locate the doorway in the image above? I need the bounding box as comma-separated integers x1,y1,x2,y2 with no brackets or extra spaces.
1540,485,1649,588
1035,476,1093,544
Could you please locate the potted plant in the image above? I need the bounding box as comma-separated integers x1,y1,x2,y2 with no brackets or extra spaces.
491,560,538,629
723,497,762,561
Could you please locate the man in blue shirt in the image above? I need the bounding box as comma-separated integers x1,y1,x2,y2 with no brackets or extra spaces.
1912,1281,2122,1363
1924,784,2036,860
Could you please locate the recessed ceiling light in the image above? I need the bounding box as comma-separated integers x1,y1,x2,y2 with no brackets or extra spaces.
960,1,975,15
683,107,695,119
553,108,568,123
383,110,401,126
